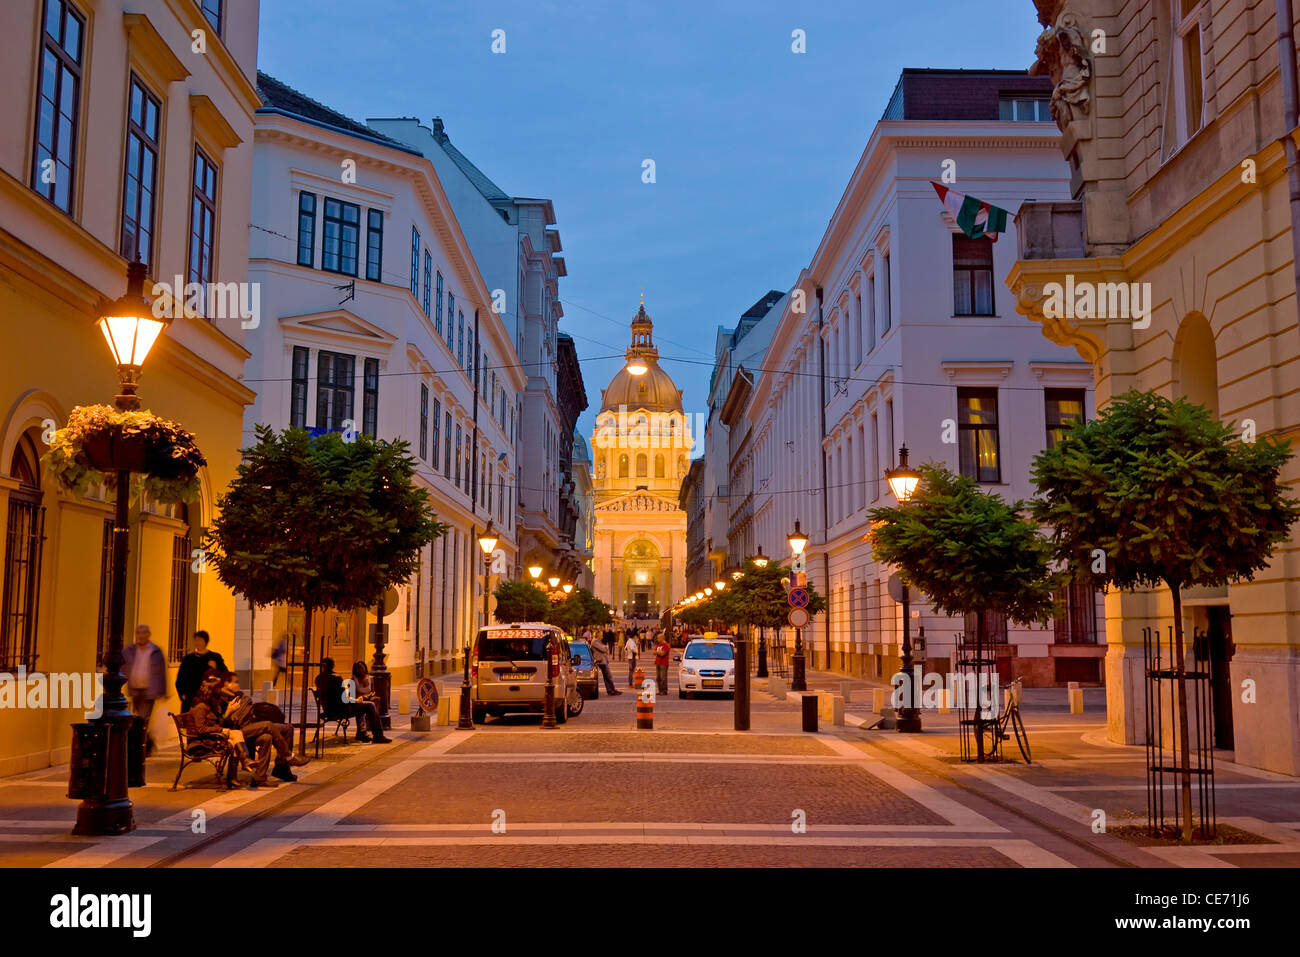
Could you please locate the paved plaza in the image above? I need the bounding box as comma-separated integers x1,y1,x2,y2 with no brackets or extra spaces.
3,663,1297,868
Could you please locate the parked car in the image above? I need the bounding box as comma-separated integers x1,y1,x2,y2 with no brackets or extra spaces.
677,636,736,698
568,639,599,700
469,622,584,723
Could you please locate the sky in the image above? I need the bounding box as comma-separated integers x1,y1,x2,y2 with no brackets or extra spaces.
257,0,1046,443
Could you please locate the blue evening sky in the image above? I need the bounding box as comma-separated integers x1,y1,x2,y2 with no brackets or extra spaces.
257,0,1045,442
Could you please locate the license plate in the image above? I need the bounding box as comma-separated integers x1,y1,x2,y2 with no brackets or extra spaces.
702,680,724,688
501,674,531,681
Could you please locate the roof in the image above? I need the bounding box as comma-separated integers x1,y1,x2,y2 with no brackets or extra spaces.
256,72,419,154
428,117,510,202
880,68,1053,122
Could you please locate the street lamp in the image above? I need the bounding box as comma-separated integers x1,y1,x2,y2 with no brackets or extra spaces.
704,587,712,596
75,260,170,836
788,520,808,692
753,545,769,568
528,563,543,581
548,575,561,590
562,583,573,595
884,445,923,733
750,553,770,678
731,569,743,581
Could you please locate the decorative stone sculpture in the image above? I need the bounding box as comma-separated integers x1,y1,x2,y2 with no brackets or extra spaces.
1031,11,1091,129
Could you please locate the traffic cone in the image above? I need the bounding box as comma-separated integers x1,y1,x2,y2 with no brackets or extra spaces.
636,691,653,730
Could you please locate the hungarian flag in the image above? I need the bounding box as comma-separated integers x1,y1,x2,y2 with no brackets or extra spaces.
931,182,1009,241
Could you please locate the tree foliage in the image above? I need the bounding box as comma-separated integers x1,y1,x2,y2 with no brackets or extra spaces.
867,462,1058,626
545,587,613,634
678,559,825,631
1031,389,1299,592
493,579,550,623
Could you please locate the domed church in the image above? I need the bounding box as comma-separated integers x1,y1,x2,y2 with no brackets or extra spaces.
590,299,690,620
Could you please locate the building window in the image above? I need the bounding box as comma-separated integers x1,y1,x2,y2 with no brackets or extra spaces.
444,412,452,479
464,437,471,494
953,236,994,316
188,146,218,294
880,253,891,333
422,251,431,316
316,351,354,432
419,384,429,460
457,312,465,367
957,387,1000,483
1045,388,1086,450
654,454,665,478
618,454,629,478
167,509,192,663
964,609,1008,644
366,209,383,281
362,357,379,437
1168,0,1210,152
446,293,455,348
455,425,462,487
120,75,161,268
1054,582,1098,644
997,97,1052,121
2,435,45,673
322,198,360,275
410,226,420,297
199,0,222,34
435,271,444,335
636,454,648,478
297,192,316,267
95,517,113,667
431,398,441,469
31,0,85,214
290,345,309,428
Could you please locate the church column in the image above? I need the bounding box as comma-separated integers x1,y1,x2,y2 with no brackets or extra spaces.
659,559,670,617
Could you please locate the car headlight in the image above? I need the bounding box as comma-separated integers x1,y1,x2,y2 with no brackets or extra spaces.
682,667,697,675
726,666,735,675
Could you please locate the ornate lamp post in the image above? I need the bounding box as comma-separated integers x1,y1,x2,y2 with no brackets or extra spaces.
75,260,170,836
752,547,770,677
528,563,543,583
788,521,809,691
884,445,923,733
457,522,496,731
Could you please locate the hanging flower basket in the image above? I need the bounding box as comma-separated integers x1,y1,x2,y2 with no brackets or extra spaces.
42,404,206,504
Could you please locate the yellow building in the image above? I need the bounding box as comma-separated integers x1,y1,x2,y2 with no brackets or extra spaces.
590,301,690,618
0,0,259,774
1008,0,1300,773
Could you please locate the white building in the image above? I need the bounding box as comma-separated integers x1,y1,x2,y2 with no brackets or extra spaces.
744,69,1100,687
369,118,585,586
244,74,523,685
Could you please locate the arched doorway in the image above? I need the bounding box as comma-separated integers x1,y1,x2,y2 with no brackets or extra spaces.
621,539,660,619
1173,312,1218,416
2,430,46,671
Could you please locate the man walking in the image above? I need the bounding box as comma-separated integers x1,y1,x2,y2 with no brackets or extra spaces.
122,624,166,756
175,630,225,713
653,632,671,696
623,632,639,688
588,633,622,696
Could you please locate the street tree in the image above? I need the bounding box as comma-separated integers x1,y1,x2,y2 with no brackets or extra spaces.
206,425,444,751
1032,389,1299,840
493,579,550,623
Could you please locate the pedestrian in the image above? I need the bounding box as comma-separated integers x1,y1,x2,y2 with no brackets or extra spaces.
271,636,288,686
653,632,671,696
623,632,639,687
213,672,309,786
588,633,622,696
175,629,226,713
122,624,166,756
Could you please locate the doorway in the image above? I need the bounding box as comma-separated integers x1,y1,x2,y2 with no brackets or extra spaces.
1203,606,1234,751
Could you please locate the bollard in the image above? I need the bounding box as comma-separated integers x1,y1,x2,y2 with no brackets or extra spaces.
399,689,411,716
840,681,853,704
801,693,819,732
872,688,885,714
636,691,654,730
830,694,845,726
769,676,788,701
634,666,644,690
819,693,833,722
938,688,952,714
1069,687,1084,715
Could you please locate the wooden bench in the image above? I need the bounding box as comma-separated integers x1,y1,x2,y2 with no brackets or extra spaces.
168,712,239,791
310,688,352,757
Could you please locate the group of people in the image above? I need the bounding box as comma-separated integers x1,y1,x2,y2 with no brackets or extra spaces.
120,625,391,788
580,626,674,696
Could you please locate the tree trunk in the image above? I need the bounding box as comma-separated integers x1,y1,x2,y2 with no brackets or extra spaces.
975,610,987,763
1169,583,1194,842
298,604,313,756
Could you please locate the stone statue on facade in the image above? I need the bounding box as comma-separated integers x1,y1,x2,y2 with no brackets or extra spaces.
1031,11,1092,129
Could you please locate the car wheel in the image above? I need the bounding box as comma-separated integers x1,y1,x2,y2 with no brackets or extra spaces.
592,684,599,700
472,706,487,724
678,689,690,699
568,691,584,717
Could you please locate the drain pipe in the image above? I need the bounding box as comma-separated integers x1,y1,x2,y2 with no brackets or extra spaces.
816,285,831,672
1276,0,1300,337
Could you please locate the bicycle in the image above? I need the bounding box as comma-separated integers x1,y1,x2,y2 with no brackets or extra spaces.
981,676,1032,763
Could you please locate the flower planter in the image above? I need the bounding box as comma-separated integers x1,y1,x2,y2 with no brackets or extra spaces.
80,430,149,474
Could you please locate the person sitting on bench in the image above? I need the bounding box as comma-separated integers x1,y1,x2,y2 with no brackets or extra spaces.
315,657,390,743
213,672,309,785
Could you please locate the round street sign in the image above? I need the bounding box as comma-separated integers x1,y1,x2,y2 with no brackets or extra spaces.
416,677,439,714
788,587,810,609
381,586,400,617
788,607,810,628
887,573,904,604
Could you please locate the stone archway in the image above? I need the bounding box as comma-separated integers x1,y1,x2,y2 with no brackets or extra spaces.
621,538,661,619
1172,312,1218,416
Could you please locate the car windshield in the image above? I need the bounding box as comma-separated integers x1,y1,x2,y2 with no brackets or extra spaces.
569,642,590,660
685,643,733,660
476,630,553,661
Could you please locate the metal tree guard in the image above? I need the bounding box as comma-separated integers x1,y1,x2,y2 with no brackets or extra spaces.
1143,624,1216,839
955,628,999,762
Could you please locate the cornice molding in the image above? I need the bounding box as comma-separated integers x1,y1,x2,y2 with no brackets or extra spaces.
123,13,190,87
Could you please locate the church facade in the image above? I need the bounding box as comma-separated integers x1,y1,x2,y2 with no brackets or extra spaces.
591,302,690,619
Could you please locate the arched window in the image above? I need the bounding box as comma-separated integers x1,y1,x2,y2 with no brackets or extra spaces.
636,454,648,478
618,454,629,478
4,430,45,671
655,454,665,478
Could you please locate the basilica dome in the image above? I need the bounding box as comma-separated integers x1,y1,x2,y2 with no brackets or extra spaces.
599,300,683,414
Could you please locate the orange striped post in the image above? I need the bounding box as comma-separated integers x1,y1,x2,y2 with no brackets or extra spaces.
636,685,654,730
634,666,644,689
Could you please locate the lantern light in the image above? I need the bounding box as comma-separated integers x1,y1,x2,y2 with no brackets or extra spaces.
885,445,922,504
96,260,170,410
477,521,498,556
788,521,808,557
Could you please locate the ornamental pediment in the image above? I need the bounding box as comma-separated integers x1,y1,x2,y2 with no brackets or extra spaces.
595,491,682,513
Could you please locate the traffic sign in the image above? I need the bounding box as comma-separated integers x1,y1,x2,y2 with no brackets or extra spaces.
788,607,810,628
416,677,439,715
788,586,810,609
887,573,904,604
791,554,807,574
